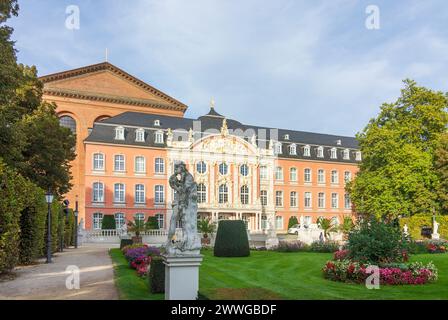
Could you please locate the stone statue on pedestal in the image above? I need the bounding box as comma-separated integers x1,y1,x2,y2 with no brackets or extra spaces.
432,218,440,240
403,224,409,236
166,161,201,255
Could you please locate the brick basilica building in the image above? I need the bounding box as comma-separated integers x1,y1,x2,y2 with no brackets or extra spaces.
40,62,360,233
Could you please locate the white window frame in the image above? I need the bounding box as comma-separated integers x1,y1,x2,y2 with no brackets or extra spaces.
331,193,339,209
135,184,145,204
93,213,103,230
135,213,145,222
356,151,362,161
219,162,228,175
154,157,165,174
343,149,350,160
240,185,249,205
331,170,339,184
260,190,268,206
240,164,249,177
114,183,125,203
344,193,351,209
275,191,283,207
114,154,125,172
115,126,125,140
156,213,164,229
260,166,268,180
92,182,104,203
318,169,325,184
304,192,312,209
115,213,125,229
155,185,165,204
318,192,325,208
134,156,146,174
303,145,311,157
218,184,228,203
197,183,207,203
304,168,312,183
289,144,297,155
154,130,164,144
93,153,105,171
275,216,283,230
290,191,297,207
196,161,207,174
317,146,324,158
344,171,352,183
275,167,283,180
330,148,337,159
289,167,297,182
135,128,145,142
274,142,282,154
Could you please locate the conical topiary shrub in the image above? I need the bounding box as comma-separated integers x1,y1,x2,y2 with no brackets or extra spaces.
213,220,250,257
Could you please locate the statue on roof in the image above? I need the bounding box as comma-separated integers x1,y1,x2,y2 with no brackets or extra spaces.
221,118,229,137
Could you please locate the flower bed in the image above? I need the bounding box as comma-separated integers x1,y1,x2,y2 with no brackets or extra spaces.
427,240,447,254
322,257,438,285
122,244,161,277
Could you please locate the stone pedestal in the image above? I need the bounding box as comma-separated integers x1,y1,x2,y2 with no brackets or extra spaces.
163,254,203,300
432,233,440,240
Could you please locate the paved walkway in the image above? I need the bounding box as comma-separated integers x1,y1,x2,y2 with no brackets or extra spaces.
0,244,119,300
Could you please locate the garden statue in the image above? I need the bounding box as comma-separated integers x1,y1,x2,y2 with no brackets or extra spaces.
299,215,304,229
166,161,201,255
432,218,440,240
120,221,128,236
403,224,409,236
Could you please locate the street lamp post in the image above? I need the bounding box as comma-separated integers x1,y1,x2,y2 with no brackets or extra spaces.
45,189,54,263
74,197,79,249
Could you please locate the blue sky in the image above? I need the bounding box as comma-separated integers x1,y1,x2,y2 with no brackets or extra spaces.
9,0,448,136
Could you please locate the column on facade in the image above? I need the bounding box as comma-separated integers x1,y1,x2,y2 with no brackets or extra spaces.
252,163,258,205
210,161,215,205
233,163,238,206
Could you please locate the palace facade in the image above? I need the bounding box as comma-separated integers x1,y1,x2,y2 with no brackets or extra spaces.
40,62,360,233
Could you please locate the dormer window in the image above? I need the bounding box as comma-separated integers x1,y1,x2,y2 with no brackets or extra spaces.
154,120,160,126
135,128,145,142
336,139,342,146
330,148,337,159
317,146,324,158
303,145,311,157
289,144,296,155
155,130,164,144
343,149,350,160
356,151,362,161
115,126,125,140
274,142,282,155
284,134,290,140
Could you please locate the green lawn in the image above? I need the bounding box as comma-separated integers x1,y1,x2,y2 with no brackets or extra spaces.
110,248,448,300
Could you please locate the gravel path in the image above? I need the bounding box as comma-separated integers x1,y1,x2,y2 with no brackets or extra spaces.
0,244,119,300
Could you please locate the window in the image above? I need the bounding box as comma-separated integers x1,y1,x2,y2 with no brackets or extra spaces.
135,213,145,222
331,170,339,184
115,126,125,140
115,213,125,229
330,148,337,159
304,192,312,208
93,153,104,171
284,134,290,140
275,191,283,207
318,192,325,208
219,163,228,175
261,215,267,229
154,119,160,126
344,193,351,209
135,184,145,203
304,168,312,183
59,115,76,134
114,183,125,203
331,193,339,209
240,164,249,176
275,216,283,230
260,190,268,206
135,128,145,142
343,149,350,160
318,169,325,184
196,161,207,174
274,142,282,154
114,155,125,172
289,167,297,182
356,151,362,161
93,213,103,230
155,158,164,174
317,146,324,158
290,191,297,207
260,166,268,179
240,185,249,204
289,144,297,155
303,145,311,157
92,182,104,202
155,130,164,144
344,171,352,183
197,183,206,203
156,213,164,229
275,167,283,180
135,156,145,173
155,185,164,204
218,184,228,203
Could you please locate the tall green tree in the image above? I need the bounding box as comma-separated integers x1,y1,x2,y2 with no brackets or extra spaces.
347,80,448,220
435,133,448,214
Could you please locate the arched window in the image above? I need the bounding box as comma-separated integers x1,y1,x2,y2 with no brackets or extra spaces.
115,126,125,140
289,144,297,155
154,130,164,144
59,115,76,134
115,213,125,229
343,149,350,160
218,184,228,203
303,145,311,157
317,146,324,158
330,148,337,159
93,153,104,171
197,183,206,203
93,213,103,230
240,185,249,204
219,162,228,175
240,164,249,176
135,128,145,142
92,182,104,202
196,161,207,174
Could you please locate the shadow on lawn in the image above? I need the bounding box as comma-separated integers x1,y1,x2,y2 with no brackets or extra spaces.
199,287,283,300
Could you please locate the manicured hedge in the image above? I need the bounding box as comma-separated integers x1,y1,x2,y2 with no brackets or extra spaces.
149,256,165,293
214,220,250,257
102,214,116,230
400,215,448,240
288,216,299,228
146,216,159,229
120,239,133,249
64,208,75,247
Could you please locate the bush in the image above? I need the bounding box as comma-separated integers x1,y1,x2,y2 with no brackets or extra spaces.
64,208,75,247
102,214,116,230
273,240,308,252
120,239,133,249
214,220,250,257
149,256,165,293
348,217,409,264
310,241,340,253
288,216,299,228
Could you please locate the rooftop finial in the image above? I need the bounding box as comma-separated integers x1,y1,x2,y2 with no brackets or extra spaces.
210,97,215,110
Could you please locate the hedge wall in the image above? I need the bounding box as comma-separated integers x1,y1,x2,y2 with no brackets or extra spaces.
149,256,165,293
399,214,448,240
64,208,75,247
288,216,299,228
214,220,250,257
102,215,116,230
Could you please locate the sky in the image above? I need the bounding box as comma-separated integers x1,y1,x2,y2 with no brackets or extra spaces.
8,0,448,137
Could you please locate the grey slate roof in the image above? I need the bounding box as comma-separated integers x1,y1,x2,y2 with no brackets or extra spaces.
85,109,360,163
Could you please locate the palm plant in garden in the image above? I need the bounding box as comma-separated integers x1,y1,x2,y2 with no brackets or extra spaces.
317,217,337,240
197,218,216,244
128,218,147,243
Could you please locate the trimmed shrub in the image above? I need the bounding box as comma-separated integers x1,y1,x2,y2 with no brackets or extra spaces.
120,238,133,249
288,216,299,228
149,256,165,293
146,216,159,229
64,208,75,247
214,220,250,257
102,214,116,230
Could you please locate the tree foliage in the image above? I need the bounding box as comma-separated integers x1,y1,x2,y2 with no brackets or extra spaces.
435,133,448,214
347,80,448,220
